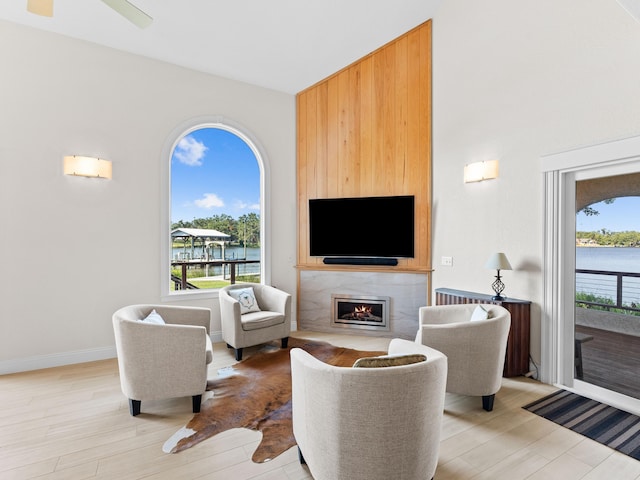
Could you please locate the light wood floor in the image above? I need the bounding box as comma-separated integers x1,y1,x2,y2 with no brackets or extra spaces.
2,331,640,480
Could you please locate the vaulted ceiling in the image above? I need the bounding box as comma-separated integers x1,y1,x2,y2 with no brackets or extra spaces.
0,0,443,94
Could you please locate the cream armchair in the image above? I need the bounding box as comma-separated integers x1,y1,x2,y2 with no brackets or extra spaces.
291,338,447,480
112,304,213,416
219,283,291,361
416,303,511,411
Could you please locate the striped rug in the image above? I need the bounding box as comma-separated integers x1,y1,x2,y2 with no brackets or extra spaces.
523,389,640,461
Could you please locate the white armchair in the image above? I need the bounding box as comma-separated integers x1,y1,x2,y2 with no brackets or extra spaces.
291,338,447,480
112,304,213,416
416,303,511,411
219,283,291,361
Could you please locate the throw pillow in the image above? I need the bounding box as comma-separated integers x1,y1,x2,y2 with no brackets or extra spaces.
470,305,490,321
141,309,165,324
228,287,261,314
352,353,427,368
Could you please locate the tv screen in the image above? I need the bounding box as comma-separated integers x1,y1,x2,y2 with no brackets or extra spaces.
309,195,415,258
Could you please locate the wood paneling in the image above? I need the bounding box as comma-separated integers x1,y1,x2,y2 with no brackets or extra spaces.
296,20,432,272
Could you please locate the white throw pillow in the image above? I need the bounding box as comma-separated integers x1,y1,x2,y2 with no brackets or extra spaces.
228,287,261,314
141,309,165,324
470,305,489,322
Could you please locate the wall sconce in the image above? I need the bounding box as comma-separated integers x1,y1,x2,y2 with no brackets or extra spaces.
484,252,512,300
27,0,53,17
464,160,499,183
63,156,112,179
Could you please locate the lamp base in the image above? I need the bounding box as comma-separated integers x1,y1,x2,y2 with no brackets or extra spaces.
491,272,506,301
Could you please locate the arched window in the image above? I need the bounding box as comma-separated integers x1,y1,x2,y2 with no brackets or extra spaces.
161,117,270,299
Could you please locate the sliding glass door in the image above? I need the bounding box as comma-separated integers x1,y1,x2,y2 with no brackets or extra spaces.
574,175,640,400
542,136,640,416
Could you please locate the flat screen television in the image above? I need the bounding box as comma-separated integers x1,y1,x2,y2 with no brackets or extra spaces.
309,195,415,260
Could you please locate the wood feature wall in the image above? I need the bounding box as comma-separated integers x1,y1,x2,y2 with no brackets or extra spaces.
296,20,432,272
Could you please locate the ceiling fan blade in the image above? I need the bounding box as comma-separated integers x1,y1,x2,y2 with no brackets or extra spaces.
101,0,153,29
27,0,53,17
617,0,640,23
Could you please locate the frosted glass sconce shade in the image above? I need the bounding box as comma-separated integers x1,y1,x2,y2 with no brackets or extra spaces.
27,0,53,16
63,156,112,179
464,160,499,183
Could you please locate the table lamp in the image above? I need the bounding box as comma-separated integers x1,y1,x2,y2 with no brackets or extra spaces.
485,252,512,300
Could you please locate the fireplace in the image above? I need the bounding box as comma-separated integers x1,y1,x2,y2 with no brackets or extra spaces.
331,294,390,331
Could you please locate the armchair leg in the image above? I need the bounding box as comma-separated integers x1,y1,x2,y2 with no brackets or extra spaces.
281,337,289,349
235,348,243,361
482,394,495,412
129,399,141,416
192,394,202,413
298,446,306,465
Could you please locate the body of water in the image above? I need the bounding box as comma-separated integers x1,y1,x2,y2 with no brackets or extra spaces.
577,247,640,272
576,247,640,305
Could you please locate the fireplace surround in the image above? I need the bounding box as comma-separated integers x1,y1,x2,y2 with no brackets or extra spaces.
298,270,428,339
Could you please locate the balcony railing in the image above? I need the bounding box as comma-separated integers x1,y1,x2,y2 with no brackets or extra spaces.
576,268,640,314
171,259,260,290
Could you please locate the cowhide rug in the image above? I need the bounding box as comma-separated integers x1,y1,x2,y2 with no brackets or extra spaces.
162,337,385,462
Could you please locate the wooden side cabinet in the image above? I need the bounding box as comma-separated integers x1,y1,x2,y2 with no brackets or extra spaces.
435,288,531,377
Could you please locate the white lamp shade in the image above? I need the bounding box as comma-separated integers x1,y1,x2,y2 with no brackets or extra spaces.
485,252,512,270
64,156,112,179
464,160,499,183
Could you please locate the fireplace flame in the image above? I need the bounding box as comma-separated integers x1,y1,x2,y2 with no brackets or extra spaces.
353,305,372,317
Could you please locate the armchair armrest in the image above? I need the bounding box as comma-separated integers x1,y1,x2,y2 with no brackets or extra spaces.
219,288,242,334
256,285,291,314
154,305,211,333
418,304,474,325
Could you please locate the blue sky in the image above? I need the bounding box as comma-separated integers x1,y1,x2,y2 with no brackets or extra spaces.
576,196,640,232
171,128,260,223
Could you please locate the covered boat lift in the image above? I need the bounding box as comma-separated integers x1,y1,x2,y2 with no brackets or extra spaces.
171,228,231,261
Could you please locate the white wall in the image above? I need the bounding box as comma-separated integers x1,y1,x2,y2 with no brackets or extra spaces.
431,0,640,368
0,21,296,373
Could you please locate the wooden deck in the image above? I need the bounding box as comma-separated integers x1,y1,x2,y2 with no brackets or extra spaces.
576,325,640,399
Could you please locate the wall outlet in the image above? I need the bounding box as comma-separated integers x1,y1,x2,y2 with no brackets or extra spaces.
441,256,453,266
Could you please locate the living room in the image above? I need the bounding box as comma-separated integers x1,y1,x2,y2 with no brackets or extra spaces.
2,0,640,478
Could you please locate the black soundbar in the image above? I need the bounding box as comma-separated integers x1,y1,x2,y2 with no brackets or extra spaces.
323,257,398,266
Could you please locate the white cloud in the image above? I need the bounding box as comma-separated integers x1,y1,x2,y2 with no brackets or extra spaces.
174,135,208,166
234,200,261,211
195,193,224,209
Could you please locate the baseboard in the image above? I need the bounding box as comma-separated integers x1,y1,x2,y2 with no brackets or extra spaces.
211,331,223,343
0,331,249,375
0,346,117,375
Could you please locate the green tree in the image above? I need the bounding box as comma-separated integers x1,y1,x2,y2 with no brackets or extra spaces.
577,198,615,217
172,213,261,245
171,219,193,229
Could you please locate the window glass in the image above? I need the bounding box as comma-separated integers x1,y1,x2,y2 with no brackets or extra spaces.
170,127,261,292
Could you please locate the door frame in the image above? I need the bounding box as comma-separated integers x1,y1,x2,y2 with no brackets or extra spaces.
541,135,640,415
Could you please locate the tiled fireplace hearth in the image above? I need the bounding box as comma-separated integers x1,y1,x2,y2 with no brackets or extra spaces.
298,270,428,339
